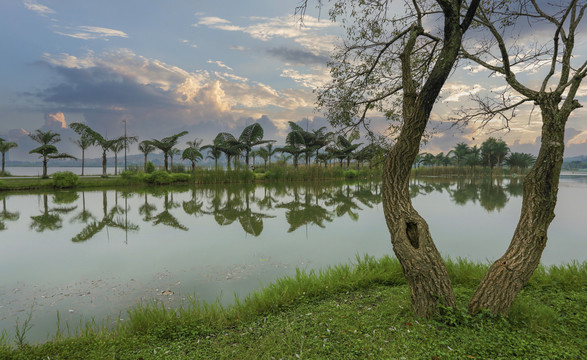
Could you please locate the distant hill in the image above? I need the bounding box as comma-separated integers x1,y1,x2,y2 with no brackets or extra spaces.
564,155,587,163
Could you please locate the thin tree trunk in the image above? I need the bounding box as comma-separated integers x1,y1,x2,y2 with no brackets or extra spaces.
1,153,5,176
468,102,568,314
102,151,107,176
114,153,118,175
144,154,148,172
43,157,48,178
81,150,85,176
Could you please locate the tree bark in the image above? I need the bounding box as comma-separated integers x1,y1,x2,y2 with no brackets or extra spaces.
382,106,456,318
468,99,571,314
380,0,479,317
102,151,107,176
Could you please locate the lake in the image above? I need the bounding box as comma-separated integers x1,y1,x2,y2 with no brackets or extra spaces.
0,176,585,343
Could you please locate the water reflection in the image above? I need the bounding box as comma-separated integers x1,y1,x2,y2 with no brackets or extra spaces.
0,195,19,231
0,178,531,240
411,177,523,212
71,191,139,242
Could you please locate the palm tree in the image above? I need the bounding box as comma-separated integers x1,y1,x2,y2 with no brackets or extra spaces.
238,123,275,168
110,140,125,175
257,147,270,170
28,130,76,178
70,123,124,176
310,127,333,164
205,147,223,169
452,142,470,167
145,131,189,172
481,137,509,169
138,140,156,172
276,130,306,168
0,139,18,176
505,152,536,171
204,133,243,170
261,143,277,167
336,134,361,168
169,148,181,171
71,135,92,176
182,147,203,171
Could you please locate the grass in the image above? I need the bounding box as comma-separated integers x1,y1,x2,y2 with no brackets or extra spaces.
1,256,585,359
0,166,381,192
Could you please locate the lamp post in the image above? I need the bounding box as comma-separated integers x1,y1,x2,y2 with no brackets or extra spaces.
123,119,127,172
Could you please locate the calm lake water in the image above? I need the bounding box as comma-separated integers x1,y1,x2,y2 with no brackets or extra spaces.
0,176,585,343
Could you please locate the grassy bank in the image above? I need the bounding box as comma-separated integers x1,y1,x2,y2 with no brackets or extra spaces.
0,167,381,192
1,256,585,359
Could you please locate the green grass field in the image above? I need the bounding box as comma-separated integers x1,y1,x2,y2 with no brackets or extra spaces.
1,256,585,359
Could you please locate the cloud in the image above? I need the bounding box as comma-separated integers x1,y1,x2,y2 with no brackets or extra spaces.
23,0,55,16
207,60,233,71
30,50,317,148
196,16,243,32
44,112,67,129
266,47,329,66
55,26,128,40
441,83,484,102
196,15,336,57
280,68,330,88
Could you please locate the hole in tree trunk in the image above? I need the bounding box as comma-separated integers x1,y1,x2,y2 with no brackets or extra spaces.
406,221,419,249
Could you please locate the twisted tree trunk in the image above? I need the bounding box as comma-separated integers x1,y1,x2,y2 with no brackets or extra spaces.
469,98,573,314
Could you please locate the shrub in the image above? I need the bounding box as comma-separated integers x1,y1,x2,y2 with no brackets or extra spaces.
0,180,4,188
171,173,190,182
120,170,136,180
52,171,79,188
146,170,172,184
146,161,156,174
344,169,359,179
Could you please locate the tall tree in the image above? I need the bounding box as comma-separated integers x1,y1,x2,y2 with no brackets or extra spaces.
205,133,244,170
460,0,587,314
308,0,481,317
276,130,306,168
0,139,18,176
70,123,123,176
28,130,76,178
146,131,189,172
138,140,156,172
452,142,470,167
71,135,92,176
182,143,203,172
238,123,275,168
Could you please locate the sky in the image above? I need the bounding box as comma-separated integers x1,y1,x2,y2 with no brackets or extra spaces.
1,0,586,161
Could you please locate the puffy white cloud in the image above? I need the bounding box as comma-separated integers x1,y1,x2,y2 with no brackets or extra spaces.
441,83,484,102
44,112,67,128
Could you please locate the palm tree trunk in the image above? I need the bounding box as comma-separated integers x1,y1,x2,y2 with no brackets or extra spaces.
144,154,148,172
114,153,118,175
81,150,85,176
1,153,5,176
43,157,48,178
102,151,107,176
